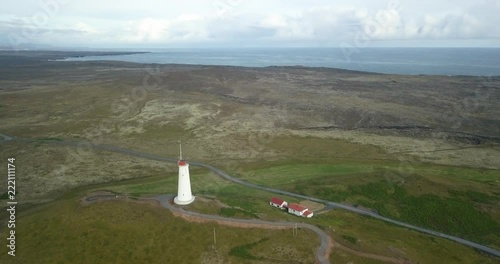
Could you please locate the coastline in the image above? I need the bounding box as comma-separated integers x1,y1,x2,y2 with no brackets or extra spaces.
2,49,500,77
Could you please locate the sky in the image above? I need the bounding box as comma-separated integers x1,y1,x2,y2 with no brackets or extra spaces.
1,0,500,49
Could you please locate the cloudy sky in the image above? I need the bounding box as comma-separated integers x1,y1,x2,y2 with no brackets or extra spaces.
1,0,500,49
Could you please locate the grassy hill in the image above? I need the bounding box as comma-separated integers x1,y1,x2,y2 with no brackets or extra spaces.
0,193,317,264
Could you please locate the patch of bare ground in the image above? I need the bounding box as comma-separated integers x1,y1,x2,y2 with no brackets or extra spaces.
299,200,325,212
195,196,231,208
288,129,500,169
333,240,410,264
0,142,173,203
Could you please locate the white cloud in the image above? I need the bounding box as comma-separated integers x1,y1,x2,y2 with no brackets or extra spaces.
405,13,484,39
0,0,499,48
130,18,170,42
259,14,288,28
75,22,98,34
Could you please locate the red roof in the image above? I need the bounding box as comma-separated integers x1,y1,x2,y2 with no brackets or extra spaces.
288,203,306,212
303,210,312,216
178,160,187,166
270,197,285,205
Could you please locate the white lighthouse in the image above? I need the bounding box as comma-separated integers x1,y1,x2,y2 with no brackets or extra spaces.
174,142,195,205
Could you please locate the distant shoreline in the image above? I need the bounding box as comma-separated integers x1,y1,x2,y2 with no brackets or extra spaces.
1,49,499,77
54,48,500,76
0,50,149,61
61,51,150,58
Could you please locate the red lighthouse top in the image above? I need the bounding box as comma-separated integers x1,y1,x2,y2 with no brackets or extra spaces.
178,160,187,166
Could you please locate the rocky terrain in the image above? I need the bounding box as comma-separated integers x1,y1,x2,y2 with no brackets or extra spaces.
1,50,499,174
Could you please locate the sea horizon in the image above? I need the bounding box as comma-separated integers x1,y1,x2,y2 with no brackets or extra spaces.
58,47,500,76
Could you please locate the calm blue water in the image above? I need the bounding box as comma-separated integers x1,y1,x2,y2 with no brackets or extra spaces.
63,48,500,76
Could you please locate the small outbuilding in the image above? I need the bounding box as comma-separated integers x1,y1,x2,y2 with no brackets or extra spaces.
270,197,288,209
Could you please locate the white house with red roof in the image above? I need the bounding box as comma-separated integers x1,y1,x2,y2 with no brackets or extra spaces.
269,197,288,209
269,198,313,218
287,203,314,218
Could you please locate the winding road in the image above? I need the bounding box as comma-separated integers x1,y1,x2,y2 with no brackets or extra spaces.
3,135,500,259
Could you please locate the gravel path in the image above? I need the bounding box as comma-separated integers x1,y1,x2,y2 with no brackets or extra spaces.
153,194,332,264
4,135,500,259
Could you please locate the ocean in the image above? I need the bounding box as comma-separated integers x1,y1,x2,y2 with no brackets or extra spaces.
62,48,500,76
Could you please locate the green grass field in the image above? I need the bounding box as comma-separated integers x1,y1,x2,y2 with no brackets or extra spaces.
231,162,500,249
94,167,499,263
0,138,498,263
0,147,498,263
331,251,387,264
0,191,318,264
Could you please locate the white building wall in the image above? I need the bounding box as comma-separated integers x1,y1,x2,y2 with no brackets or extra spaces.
174,163,195,205
288,208,303,216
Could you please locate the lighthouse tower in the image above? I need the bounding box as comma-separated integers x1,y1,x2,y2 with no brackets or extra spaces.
174,142,195,205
